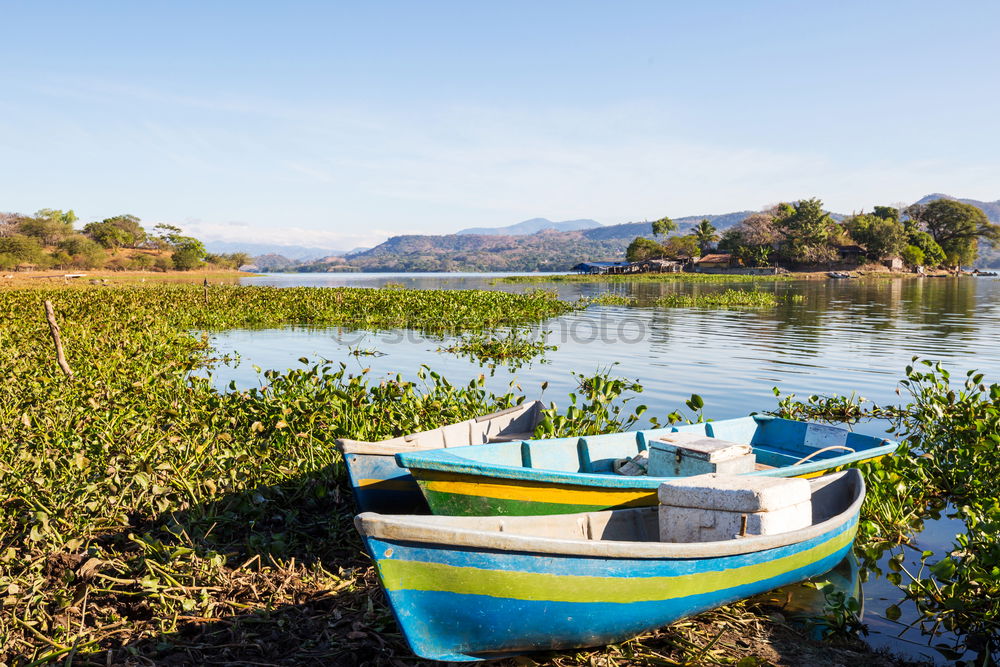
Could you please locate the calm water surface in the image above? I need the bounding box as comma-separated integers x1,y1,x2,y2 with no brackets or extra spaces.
215,272,1000,663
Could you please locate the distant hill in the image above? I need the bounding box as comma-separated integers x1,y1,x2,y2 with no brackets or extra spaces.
204,241,348,261
914,193,1000,223
339,211,764,272
457,218,602,236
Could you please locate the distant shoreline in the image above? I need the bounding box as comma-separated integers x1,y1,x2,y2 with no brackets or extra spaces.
0,268,258,287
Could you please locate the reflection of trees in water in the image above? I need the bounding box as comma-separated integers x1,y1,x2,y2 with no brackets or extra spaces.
769,279,986,343
897,278,980,333
573,278,996,363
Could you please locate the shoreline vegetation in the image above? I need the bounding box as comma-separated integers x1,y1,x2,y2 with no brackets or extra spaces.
1,282,995,664
0,268,259,287
255,196,1000,275
0,209,250,276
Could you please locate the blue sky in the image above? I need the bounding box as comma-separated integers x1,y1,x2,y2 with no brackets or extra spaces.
2,1,998,250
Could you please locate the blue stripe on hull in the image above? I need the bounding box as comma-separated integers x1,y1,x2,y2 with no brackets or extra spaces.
367,516,855,578
379,544,852,661
345,453,428,514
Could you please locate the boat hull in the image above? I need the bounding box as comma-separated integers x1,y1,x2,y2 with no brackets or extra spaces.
360,511,858,661
344,451,428,514
339,401,544,513
398,416,897,516
410,456,883,516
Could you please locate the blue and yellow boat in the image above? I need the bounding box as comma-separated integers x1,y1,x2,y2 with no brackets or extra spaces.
395,415,896,515
337,401,544,513
356,469,865,661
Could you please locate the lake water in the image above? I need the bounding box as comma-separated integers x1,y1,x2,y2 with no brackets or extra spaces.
212,271,1000,663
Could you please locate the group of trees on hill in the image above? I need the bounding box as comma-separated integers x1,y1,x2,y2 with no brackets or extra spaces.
626,198,1000,270
0,209,249,272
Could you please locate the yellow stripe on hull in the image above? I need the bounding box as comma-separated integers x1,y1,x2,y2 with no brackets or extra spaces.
356,478,418,490
422,475,653,507
379,524,856,603
419,455,886,504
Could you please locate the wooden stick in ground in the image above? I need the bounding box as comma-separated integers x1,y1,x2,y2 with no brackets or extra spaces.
203,278,209,305
43,300,74,379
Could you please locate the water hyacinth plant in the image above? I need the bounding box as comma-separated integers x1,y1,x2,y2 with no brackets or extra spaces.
773,359,1000,662
0,285,574,664
437,328,557,369
655,289,779,308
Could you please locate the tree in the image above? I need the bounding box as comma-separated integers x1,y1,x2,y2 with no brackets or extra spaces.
737,213,780,247
776,198,837,264
691,219,719,253
0,212,25,237
661,235,701,259
18,209,77,245
901,245,924,268
651,216,677,238
872,206,899,222
57,235,107,268
844,214,908,260
718,212,780,266
626,237,664,262
205,252,252,269
740,244,773,267
171,240,206,270
84,222,131,249
84,214,146,249
908,231,946,268
153,224,207,270
905,199,1000,267
0,234,44,264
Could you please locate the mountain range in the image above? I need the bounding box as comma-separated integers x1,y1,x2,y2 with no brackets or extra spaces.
915,193,1000,221
205,240,359,261
339,211,760,272
253,194,1000,272
457,218,602,235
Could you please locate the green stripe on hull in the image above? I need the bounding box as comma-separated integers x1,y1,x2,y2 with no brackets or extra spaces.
420,487,604,516
377,528,854,603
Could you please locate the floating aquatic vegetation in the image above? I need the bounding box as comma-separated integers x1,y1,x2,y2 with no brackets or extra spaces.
655,289,779,308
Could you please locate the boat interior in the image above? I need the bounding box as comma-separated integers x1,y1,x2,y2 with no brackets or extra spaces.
373,471,859,545
340,400,544,454
421,416,887,474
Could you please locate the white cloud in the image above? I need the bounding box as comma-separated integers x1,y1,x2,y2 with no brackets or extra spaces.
178,218,392,250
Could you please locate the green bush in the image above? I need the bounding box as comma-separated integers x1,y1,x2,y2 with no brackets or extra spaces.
901,245,924,268
172,247,204,271
0,234,44,263
128,253,155,270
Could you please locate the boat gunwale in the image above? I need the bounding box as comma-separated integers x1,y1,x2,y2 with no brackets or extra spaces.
396,439,897,489
355,470,864,560
338,400,545,456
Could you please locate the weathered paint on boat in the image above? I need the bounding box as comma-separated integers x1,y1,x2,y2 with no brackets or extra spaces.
396,415,896,516
338,401,543,513
356,470,864,661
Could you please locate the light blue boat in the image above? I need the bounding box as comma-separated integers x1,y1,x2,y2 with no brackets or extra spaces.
395,415,897,516
337,401,544,513
356,469,865,661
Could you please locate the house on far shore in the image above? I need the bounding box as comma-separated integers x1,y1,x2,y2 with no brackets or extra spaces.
632,258,684,273
691,253,734,272
571,261,633,274
837,245,865,263
883,256,904,271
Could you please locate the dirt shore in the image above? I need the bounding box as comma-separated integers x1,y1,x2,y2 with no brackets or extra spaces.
0,268,257,287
